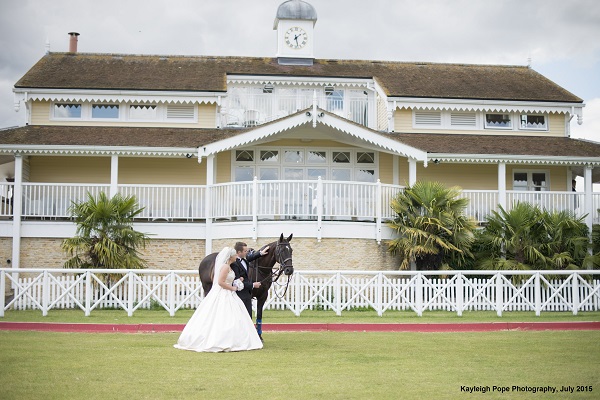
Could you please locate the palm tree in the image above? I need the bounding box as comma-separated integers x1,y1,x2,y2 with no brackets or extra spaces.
386,181,476,270
476,202,545,271
62,192,150,271
476,202,598,271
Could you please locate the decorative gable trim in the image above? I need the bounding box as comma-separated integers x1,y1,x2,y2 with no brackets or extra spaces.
199,108,428,163
427,154,600,166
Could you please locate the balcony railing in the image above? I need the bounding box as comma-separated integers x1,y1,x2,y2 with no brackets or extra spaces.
220,93,374,128
0,181,598,224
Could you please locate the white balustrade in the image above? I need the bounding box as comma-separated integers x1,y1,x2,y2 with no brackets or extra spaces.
4,182,592,225
22,183,110,218
2,268,598,317
221,93,373,128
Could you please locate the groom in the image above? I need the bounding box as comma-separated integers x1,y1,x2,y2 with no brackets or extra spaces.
231,241,268,317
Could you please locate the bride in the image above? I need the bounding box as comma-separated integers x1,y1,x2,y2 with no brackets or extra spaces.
174,247,263,352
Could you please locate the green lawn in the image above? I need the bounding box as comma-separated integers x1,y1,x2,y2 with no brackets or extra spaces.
1,329,599,399
1,308,600,324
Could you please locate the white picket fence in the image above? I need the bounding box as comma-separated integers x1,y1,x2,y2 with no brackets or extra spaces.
2,269,599,317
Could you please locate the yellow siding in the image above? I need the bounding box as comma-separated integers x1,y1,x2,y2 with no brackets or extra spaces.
119,158,205,184
395,159,570,191
378,153,393,184
30,101,217,128
393,108,566,136
29,156,111,183
216,152,232,183
198,103,216,128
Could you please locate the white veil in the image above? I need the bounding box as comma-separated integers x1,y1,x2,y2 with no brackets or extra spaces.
212,246,234,293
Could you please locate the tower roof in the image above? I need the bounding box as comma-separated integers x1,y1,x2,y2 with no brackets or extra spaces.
274,0,317,28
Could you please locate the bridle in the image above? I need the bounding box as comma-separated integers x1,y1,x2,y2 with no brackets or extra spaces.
252,241,294,297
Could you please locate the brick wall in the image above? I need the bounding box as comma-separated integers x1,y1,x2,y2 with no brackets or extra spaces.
10,237,402,271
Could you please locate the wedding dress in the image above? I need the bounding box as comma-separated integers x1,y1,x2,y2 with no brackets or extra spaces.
174,247,263,353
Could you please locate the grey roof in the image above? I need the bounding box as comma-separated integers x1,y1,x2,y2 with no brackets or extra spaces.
15,53,583,103
275,0,317,21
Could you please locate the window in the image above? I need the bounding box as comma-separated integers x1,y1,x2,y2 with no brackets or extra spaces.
129,104,157,120
54,103,81,119
485,113,512,129
235,166,254,181
513,171,548,191
520,114,547,130
236,150,254,162
233,148,377,182
260,150,279,163
326,89,344,113
332,151,350,164
307,151,326,164
283,150,303,164
92,104,119,119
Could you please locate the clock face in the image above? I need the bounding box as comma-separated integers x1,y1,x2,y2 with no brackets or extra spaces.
285,27,308,49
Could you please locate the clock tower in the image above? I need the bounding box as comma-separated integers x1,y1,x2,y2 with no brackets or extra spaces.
274,0,317,65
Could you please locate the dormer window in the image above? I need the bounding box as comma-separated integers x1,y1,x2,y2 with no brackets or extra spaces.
92,104,119,119
53,103,81,119
129,104,157,120
520,114,547,130
485,113,512,129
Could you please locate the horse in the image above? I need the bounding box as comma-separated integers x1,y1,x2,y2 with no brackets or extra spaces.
198,233,294,340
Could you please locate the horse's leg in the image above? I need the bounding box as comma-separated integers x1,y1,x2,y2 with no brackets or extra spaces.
255,292,266,341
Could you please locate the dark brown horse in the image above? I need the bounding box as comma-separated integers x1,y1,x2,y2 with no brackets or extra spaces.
198,233,294,339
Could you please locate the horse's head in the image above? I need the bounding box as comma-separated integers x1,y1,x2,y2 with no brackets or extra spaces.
275,233,294,275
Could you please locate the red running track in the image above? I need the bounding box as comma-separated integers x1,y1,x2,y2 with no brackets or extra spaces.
1,321,599,333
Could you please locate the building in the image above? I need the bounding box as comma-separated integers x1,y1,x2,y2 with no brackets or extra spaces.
1,0,599,274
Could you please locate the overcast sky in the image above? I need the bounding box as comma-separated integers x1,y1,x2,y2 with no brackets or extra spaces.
0,0,599,143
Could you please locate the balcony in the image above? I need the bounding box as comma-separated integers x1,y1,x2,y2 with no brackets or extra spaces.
0,181,597,225
220,92,375,128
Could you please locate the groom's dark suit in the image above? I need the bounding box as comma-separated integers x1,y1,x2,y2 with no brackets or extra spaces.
231,250,263,317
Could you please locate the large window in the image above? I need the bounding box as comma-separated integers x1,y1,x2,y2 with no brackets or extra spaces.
513,171,548,191
232,148,377,182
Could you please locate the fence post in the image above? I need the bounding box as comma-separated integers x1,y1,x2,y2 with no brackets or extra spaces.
456,273,463,317
572,272,579,316
415,273,423,317
127,271,134,317
534,272,541,316
335,272,341,316
495,273,503,317
42,270,49,316
376,272,383,316
293,271,300,316
0,269,5,317
168,272,175,317
85,271,91,316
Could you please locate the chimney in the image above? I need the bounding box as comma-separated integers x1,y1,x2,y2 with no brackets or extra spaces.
68,32,80,53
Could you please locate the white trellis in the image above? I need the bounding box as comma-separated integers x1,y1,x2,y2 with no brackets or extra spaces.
1,269,599,317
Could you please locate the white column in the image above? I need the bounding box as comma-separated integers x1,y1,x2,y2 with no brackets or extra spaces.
584,165,593,256
204,154,215,256
498,162,506,211
408,158,417,186
110,155,119,197
11,154,23,287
